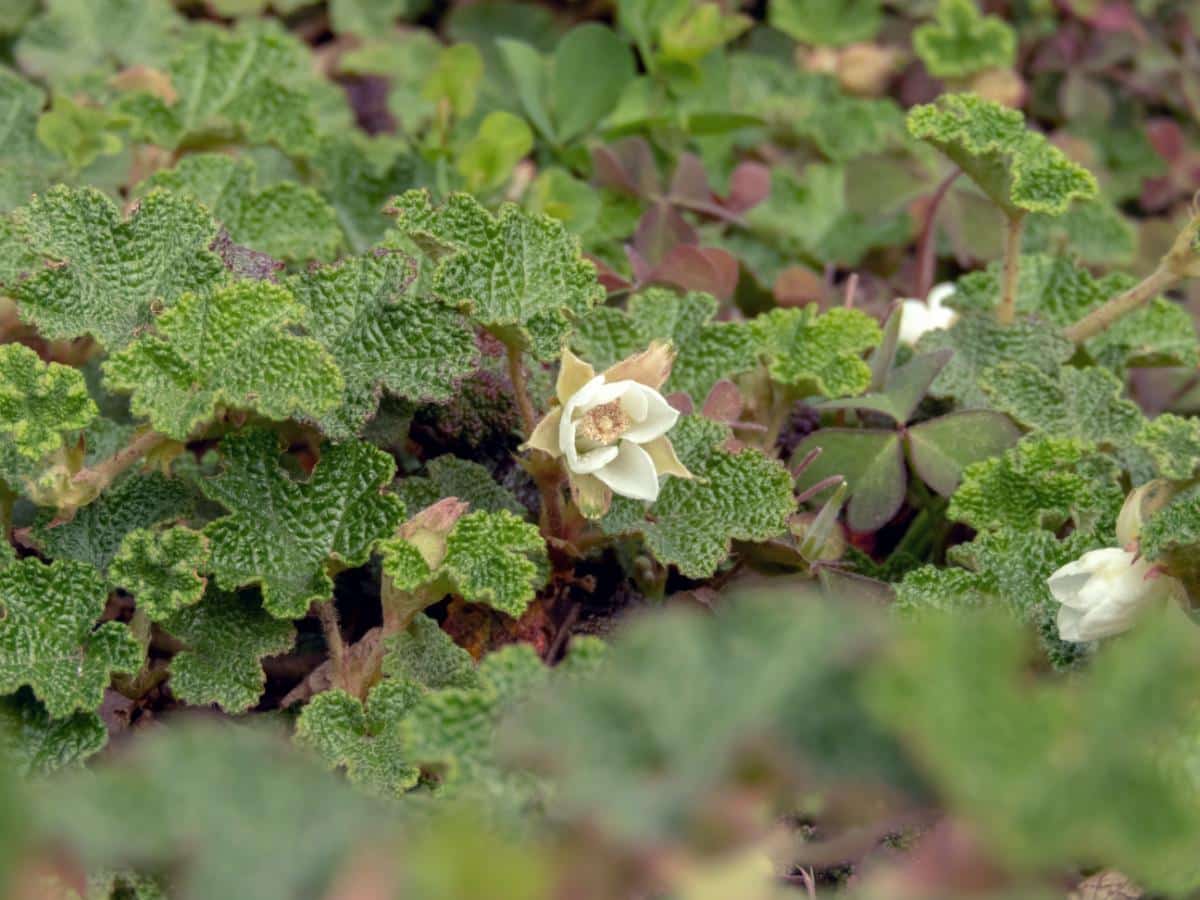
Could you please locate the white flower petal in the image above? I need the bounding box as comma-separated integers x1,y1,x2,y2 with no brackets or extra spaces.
619,383,649,422
593,440,660,501
1056,605,1086,642
562,375,608,421
571,444,620,475
897,300,937,345
926,282,956,311
621,384,678,444
577,378,636,414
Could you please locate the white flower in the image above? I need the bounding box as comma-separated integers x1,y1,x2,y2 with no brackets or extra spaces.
523,342,691,517
898,282,958,345
1047,547,1184,642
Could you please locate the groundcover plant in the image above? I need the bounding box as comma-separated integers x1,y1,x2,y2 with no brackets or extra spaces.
2,0,1200,897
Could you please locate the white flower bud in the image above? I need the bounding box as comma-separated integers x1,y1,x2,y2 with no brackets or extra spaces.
1048,547,1184,642
898,282,958,345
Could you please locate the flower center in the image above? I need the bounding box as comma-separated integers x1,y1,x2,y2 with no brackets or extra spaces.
577,400,631,446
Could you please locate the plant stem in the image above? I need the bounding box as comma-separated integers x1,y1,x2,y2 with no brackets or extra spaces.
504,339,538,435
1063,264,1179,343
315,601,348,690
72,430,169,491
914,169,961,300
997,213,1026,326
504,339,566,538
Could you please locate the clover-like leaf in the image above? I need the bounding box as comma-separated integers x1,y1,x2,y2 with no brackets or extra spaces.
768,0,882,46
388,190,604,360
287,251,478,439
949,435,1123,535
0,558,142,718
163,588,295,713
907,93,1097,217
0,689,107,777
396,456,526,519
202,430,404,619
0,343,96,483
1134,415,1200,482
754,305,882,398
11,186,226,350
981,363,1144,448
139,154,342,262
604,416,796,577
109,527,209,622
572,289,760,402
913,0,1016,79
103,280,343,440
794,429,905,533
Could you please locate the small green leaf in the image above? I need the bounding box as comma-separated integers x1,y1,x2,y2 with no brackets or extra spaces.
311,134,416,253
456,111,534,193
163,588,295,713
551,25,635,143
424,42,484,119
754,305,882,398
794,429,906,533
382,613,479,690
0,689,106,777
1134,415,1200,481
35,95,123,172
109,527,209,622
913,0,1017,79
768,0,882,46
396,456,526,519
905,410,1021,498
0,69,60,213
103,280,343,440
0,558,142,718
329,0,419,36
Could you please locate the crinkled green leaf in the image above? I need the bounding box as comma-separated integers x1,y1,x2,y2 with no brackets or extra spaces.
109,527,209,622
1089,296,1200,372
0,689,106,777
768,0,881,46
907,93,1097,216
1024,198,1136,267
913,0,1016,79
139,153,341,262
381,613,479,691
389,190,604,361
163,588,295,713
572,289,759,402
35,95,123,173
0,70,63,214
103,280,343,440
949,435,1122,535
312,134,416,253
754,305,882,398
1134,415,1200,481
917,312,1073,409
980,363,1144,448
396,456,525,519
31,472,193,573
604,416,796,577
11,186,226,350
287,251,478,439
202,430,404,619
329,0,421,36
0,558,142,718
1141,485,1200,563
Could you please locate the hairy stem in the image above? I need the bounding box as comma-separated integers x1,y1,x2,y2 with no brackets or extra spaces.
72,430,169,491
315,601,349,691
997,213,1026,326
914,169,961,301
1064,265,1179,343
504,339,566,538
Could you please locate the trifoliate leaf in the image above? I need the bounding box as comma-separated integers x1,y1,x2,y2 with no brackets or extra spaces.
907,93,1097,216
11,186,226,350
917,312,1073,409
311,134,416,253
572,289,760,403
139,154,341,262
948,435,1122,535
1134,415,1200,481
103,280,343,440
980,363,1144,448
0,558,142,718
119,23,320,154
0,690,106,777
793,429,905,533
768,0,882,46
389,190,604,361
108,527,209,622
396,456,526,519
0,343,96,483
1140,485,1200,563
31,472,193,573
604,416,796,578
163,588,295,713
287,252,478,439
913,0,1016,79
202,430,404,619
754,305,882,398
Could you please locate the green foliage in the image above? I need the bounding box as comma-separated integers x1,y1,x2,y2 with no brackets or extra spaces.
0,558,142,718
603,416,796,577
11,186,226,350
287,251,478,439
103,280,343,440
311,135,416,253
0,69,60,213
35,95,123,172
396,456,526,519
202,429,404,619
768,0,882,46
163,589,295,713
1140,485,1200,562
908,94,1097,216
140,154,342,262
0,690,106,777
457,112,534,193
914,0,1017,79
389,190,604,360
108,527,209,622
1134,414,1200,481
754,305,882,397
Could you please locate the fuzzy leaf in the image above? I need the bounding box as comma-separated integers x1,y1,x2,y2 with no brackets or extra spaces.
140,154,342,262
163,588,295,713
312,135,416,253
389,190,604,361
381,613,479,690
913,0,1016,79
0,690,106,777
396,456,526,519
768,0,881,46
605,416,796,577
1140,485,1200,563
35,95,123,173
0,558,142,718
109,527,209,622
11,186,226,350
754,305,882,398
202,430,404,619
0,69,59,212
287,252,478,439
907,93,1097,216
1134,415,1200,482
103,280,343,440
949,435,1122,535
